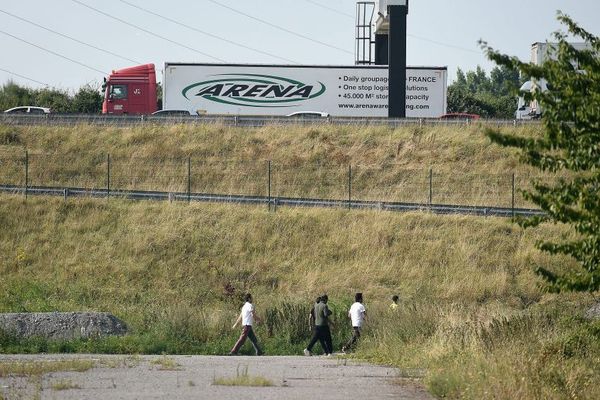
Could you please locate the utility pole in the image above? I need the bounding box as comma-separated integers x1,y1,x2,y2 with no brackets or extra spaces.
388,0,409,118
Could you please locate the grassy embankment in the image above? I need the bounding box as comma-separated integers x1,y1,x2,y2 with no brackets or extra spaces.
0,122,599,399
0,122,549,208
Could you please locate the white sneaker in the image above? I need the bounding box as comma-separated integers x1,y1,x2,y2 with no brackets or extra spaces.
303,349,311,356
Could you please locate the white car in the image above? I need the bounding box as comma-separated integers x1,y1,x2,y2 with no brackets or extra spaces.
286,111,330,119
3,106,51,114
151,109,193,116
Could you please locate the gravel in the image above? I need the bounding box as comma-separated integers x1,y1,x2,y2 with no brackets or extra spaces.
0,312,127,340
0,354,433,400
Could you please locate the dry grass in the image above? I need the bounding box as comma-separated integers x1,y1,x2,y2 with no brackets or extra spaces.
150,356,181,371
0,123,548,207
50,379,80,391
213,365,273,387
0,359,94,377
0,122,597,399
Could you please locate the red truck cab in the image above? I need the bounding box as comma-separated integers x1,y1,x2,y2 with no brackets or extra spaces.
102,64,157,115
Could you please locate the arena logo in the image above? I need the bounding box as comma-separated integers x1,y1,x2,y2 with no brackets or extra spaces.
182,74,326,108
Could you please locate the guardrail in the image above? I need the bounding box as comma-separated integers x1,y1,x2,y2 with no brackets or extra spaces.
0,184,545,218
0,114,542,128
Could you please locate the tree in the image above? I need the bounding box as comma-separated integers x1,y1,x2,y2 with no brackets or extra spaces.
482,12,600,293
0,81,33,111
447,66,521,118
34,88,70,112
0,82,103,113
71,85,102,113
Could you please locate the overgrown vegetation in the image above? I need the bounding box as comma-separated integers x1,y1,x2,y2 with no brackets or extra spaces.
483,13,600,292
0,116,598,398
0,123,551,208
0,195,598,398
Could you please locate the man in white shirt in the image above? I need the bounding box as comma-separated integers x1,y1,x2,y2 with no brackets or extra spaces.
230,293,263,356
342,292,366,352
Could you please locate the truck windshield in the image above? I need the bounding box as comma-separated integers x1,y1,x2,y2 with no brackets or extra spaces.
110,85,128,100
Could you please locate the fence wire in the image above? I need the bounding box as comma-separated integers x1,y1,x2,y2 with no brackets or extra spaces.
0,153,556,209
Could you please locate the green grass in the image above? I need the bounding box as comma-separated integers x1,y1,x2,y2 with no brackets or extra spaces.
0,122,598,399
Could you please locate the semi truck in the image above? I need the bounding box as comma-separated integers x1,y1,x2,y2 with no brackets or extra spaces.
516,42,591,120
102,63,447,118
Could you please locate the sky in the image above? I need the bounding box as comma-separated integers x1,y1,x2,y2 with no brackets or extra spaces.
1,0,599,92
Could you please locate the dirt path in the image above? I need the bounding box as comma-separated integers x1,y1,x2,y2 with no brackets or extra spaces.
0,354,433,400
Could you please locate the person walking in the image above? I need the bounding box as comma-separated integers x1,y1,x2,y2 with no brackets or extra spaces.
304,294,333,356
308,296,321,333
230,293,263,356
342,292,366,353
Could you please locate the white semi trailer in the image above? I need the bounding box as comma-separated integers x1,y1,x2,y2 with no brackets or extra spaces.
163,63,447,118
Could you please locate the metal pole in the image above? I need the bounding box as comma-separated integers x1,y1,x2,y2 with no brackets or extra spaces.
107,154,111,199
25,151,28,200
268,160,272,211
187,156,191,203
429,168,433,206
512,173,515,218
388,3,408,118
348,165,352,210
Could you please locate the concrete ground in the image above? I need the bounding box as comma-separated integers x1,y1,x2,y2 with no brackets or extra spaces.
0,354,433,400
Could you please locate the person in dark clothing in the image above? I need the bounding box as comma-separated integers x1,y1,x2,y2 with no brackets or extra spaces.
308,296,321,332
304,294,333,356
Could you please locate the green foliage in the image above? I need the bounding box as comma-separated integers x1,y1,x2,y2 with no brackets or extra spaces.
448,65,521,118
71,85,103,113
0,81,102,113
482,13,600,292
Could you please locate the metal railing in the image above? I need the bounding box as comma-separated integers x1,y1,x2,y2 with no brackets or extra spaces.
0,113,542,128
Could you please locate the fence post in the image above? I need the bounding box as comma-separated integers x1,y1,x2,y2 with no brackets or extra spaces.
428,168,433,206
24,151,28,200
268,160,272,211
187,156,191,204
348,164,352,210
107,154,111,199
512,173,515,218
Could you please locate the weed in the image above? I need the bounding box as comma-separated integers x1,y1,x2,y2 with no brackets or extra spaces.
0,359,95,377
213,365,274,387
151,356,181,371
51,379,80,391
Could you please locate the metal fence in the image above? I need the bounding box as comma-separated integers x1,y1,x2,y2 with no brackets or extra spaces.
0,113,543,128
0,152,551,212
